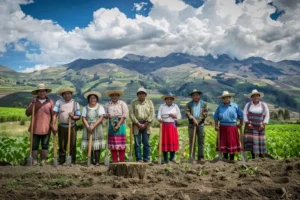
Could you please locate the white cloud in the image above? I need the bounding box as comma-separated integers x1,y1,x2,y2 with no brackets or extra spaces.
19,64,50,73
0,0,300,67
133,2,148,12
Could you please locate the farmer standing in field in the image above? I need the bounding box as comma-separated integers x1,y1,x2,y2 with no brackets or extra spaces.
157,94,182,164
185,89,208,163
81,91,106,165
52,88,81,165
25,83,55,166
105,90,128,163
129,87,155,163
243,89,270,159
214,91,243,161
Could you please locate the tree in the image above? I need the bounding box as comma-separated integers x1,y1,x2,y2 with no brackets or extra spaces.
270,111,278,120
278,109,284,119
283,109,290,120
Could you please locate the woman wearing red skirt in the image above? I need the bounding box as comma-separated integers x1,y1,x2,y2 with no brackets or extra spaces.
157,94,182,164
214,91,243,161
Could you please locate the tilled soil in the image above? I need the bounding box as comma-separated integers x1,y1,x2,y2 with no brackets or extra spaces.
1,158,300,200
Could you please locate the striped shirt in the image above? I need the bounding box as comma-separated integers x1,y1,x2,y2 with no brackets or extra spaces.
243,101,270,124
105,100,128,118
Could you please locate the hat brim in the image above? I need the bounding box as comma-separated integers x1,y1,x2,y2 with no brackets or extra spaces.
84,91,101,99
189,91,203,96
248,92,264,98
31,89,52,95
58,88,76,96
161,95,178,101
106,90,124,97
137,91,147,95
218,93,235,99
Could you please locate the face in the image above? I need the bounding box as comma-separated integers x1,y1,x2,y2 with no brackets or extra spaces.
110,94,120,102
62,92,72,102
222,96,231,104
251,94,260,102
137,92,146,101
88,95,98,105
37,90,47,99
165,97,174,106
192,93,200,102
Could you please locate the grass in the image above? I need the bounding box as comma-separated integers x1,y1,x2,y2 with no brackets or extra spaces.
0,122,29,137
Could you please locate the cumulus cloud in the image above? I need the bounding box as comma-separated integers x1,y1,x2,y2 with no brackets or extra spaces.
19,64,50,73
133,2,148,12
0,0,299,67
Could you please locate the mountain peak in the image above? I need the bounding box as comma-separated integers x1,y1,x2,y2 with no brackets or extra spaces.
122,54,149,62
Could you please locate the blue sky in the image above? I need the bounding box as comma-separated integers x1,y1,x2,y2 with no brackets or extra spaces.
0,0,297,72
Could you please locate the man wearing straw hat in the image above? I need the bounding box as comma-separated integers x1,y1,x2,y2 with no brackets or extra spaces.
243,89,270,159
105,90,128,163
214,91,243,161
185,89,208,163
25,83,55,165
52,88,81,165
129,87,155,162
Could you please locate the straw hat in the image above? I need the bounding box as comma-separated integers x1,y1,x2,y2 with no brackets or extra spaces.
161,93,178,101
31,83,52,95
137,87,147,95
218,91,235,99
189,89,203,96
57,88,76,96
248,89,264,98
106,90,124,97
84,91,101,99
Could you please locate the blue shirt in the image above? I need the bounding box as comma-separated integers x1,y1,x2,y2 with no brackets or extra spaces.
193,101,201,118
213,102,243,126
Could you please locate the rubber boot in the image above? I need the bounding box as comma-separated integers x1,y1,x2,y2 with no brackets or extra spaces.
223,153,228,160
251,152,255,159
40,150,48,166
230,154,234,161
94,150,100,166
32,150,38,166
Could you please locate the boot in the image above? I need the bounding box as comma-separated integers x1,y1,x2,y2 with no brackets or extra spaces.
40,150,48,166
230,154,235,161
94,150,100,166
251,152,256,159
32,150,38,166
223,153,228,160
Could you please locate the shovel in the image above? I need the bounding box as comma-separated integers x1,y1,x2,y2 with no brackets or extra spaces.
217,125,222,160
104,119,110,166
26,103,35,166
189,125,197,164
239,127,246,162
66,117,72,166
53,133,58,166
129,123,133,162
158,123,163,164
87,124,93,166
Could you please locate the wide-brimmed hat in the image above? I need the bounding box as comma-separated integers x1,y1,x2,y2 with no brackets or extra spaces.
84,91,101,99
189,89,203,96
218,91,235,99
137,87,147,95
106,90,124,97
31,83,52,95
58,88,76,96
248,89,264,98
161,93,178,101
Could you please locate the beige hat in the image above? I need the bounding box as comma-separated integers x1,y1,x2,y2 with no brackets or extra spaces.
31,83,52,95
84,91,101,99
106,90,124,97
218,91,235,99
161,94,178,101
58,88,76,96
189,89,203,96
137,87,147,95
248,89,264,98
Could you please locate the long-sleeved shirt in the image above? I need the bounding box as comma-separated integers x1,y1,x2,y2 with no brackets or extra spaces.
129,99,155,123
105,100,128,118
243,101,270,124
185,100,208,124
157,103,182,123
214,102,243,126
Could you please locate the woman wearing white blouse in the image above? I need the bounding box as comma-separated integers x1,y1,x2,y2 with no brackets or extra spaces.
157,94,182,164
243,89,270,159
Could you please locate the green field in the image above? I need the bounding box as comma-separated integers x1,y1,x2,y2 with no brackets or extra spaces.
0,107,29,122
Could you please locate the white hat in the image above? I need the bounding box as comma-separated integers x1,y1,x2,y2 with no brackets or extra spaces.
248,89,264,98
31,83,52,95
137,87,147,95
218,91,235,99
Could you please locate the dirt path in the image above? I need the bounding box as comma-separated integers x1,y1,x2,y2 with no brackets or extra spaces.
1,158,300,200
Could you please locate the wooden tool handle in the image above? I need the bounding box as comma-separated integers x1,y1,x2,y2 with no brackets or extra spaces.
158,123,163,157
88,130,93,158
191,125,197,156
67,117,71,154
53,134,57,158
29,103,35,156
130,123,133,156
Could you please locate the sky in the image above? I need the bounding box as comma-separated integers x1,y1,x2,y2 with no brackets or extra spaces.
0,0,299,73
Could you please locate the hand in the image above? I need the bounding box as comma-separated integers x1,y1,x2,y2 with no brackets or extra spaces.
193,118,198,126
246,123,253,130
169,113,177,119
88,125,94,132
31,98,37,104
106,113,111,119
52,126,58,134
69,112,74,118
215,126,219,131
113,125,120,131
158,119,163,123
139,124,146,130
259,124,265,131
237,124,242,129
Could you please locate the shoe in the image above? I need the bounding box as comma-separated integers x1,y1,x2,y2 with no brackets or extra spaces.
40,150,48,166
32,150,38,166
137,160,143,163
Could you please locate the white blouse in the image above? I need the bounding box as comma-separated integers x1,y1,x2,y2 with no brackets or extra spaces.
243,102,270,124
157,103,182,122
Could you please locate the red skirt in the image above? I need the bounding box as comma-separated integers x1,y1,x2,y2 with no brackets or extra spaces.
216,125,241,154
160,122,179,152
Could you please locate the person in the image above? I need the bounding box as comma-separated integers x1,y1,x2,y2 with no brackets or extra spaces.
185,89,208,163
243,89,270,159
81,91,106,165
52,88,81,165
157,94,182,164
104,90,128,163
214,91,243,161
129,87,155,162
25,83,55,166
